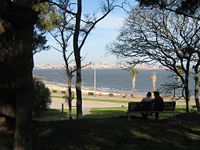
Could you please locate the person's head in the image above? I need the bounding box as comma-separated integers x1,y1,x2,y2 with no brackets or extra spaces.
146,92,151,97
154,91,160,98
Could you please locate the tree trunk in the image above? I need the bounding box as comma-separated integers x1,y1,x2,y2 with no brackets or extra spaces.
184,53,192,113
194,66,200,111
131,75,136,96
67,76,73,120
14,19,34,150
0,0,35,149
64,49,74,119
14,92,33,150
184,74,190,112
75,59,82,118
73,0,82,118
151,73,157,91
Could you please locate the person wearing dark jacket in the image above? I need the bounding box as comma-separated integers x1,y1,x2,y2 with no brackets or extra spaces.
152,91,164,120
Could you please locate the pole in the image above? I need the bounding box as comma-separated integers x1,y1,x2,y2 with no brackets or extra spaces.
62,103,64,113
93,64,96,96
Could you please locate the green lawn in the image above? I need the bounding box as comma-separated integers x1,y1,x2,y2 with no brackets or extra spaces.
51,95,133,103
34,112,200,150
34,104,197,120
83,98,131,103
1,106,200,150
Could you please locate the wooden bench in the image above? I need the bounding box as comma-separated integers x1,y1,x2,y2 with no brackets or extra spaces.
127,101,176,120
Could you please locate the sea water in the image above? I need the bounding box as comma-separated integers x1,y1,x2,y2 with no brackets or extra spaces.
33,68,195,95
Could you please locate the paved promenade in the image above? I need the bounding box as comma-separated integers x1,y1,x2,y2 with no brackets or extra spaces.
50,97,127,115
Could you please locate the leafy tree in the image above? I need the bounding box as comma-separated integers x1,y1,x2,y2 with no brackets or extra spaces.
0,0,49,149
137,0,200,20
38,0,76,119
0,24,16,126
191,52,200,111
72,0,117,118
48,0,118,118
33,30,49,55
109,7,200,112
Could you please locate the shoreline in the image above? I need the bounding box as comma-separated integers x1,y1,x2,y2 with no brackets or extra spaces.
42,80,181,101
43,80,145,99
43,81,196,115
43,80,197,104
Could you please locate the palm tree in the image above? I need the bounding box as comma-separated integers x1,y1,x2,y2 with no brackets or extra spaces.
130,69,138,97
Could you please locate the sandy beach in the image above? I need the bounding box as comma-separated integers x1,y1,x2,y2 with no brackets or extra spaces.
43,81,144,98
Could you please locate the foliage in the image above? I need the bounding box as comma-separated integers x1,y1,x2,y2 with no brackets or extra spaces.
130,68,138,77
44,0,119,118
176,65,183,75
61,91,66,94
52,90,57,93
137,0,200,19
32,30,49,54
88,92,94,96
39,0,76,119
33,3,61,31
33,79,51,116
109,93,114,97
0,0,51,149
109,7,200,112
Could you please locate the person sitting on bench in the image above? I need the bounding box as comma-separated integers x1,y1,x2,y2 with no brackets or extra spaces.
140,92,153,119
151,91,164,120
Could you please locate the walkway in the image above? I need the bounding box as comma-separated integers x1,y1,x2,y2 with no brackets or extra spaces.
50,97,127,115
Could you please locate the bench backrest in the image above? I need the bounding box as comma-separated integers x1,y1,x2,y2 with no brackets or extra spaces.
163,101,176,111
128,102,143,111
128,101,176,111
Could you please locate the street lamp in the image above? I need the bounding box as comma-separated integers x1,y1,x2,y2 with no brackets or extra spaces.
93,63,96,96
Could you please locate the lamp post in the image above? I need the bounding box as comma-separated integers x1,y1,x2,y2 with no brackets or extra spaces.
93,63,96,96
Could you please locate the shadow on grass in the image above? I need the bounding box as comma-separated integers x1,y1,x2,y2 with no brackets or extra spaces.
31,112,200,150
34,109,73,121
1,109,200,150
84,107,186,120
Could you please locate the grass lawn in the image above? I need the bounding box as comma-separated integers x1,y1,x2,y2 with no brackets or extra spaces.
41,105,195,120
52,95,132,103
33,112,200,150
0,107,200,150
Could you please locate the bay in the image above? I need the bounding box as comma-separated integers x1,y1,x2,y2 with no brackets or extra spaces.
33,68,188,95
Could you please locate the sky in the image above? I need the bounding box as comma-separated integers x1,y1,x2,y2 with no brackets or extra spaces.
33,0,137,65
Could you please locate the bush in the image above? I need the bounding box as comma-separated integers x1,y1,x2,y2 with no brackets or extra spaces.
33,79,51,117
109,93,113,97
88,92,94,96
52,90,58,93
61,90,66,94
